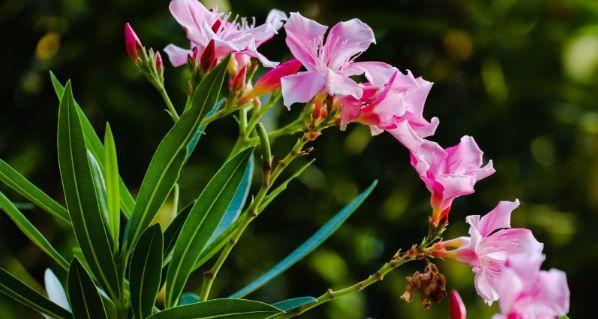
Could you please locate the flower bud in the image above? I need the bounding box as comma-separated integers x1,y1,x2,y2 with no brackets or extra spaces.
449,290,467,319
229,65,247,93
124,23,142,62
155,51,164,81
246,58,302,98
200,40,217,73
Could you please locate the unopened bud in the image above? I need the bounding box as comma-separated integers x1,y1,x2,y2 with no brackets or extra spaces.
229,65,247,93
155,51,164,79
256,123,272,186
246,58,302,99
124,23,142,62
449,290,466,319
200,40,217,73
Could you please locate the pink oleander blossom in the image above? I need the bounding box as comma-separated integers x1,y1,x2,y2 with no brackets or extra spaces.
409,136,495,224
492,254,569,319
164,0,287,68
336,62,438,142
280,12,377,108
449,200,544,304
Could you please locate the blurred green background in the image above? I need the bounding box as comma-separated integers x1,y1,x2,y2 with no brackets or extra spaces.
1,0,597,318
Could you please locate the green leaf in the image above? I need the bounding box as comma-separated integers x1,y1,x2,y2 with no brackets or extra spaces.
192,215,244,271
272,297,316,312
50,72,136,218
0,267,72,319
258,159,314,212
130,225,163,319
123,56,230,255
0,158,70,223
230,181,378,298
210,155,254,244
67,259,108,319
0,191,69,270
165,148,254,307
57,82,120,300
186,98,225,156
179,293,200,305
88,151,110,232
559,316,571,319
147,299,282,319
104,124,121,250
163,202,195,258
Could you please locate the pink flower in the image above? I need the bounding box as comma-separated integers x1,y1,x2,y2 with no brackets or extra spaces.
280,12,376,108
164,0,287,68
449,290,467,319
336,62,438,140
492,254,570,319
449,200,544,304
409,136,495,224
124,23,142,61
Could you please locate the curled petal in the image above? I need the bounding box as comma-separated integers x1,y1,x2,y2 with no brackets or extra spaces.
474,200,520,237
164,44,193,67
281,71,326,108
251,9,288,46
345,61,396,86
324,18,376,70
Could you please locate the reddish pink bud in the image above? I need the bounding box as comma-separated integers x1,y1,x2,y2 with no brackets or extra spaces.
248,58,302,98
449,290,466,319
229,65,247,93
200,40,217,73
155,51,164,75
124,22,142,61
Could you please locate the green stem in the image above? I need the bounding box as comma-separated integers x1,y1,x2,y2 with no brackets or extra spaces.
156,84,180,121
275,250,416,319
199,137,308,300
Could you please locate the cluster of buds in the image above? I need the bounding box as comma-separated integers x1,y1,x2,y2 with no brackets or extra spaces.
124,23,165,85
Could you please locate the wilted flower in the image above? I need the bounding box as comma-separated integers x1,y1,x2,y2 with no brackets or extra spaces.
439,200,544,304
164,0,287,68
409,136,495,225
124,22,142,62
281,12,376,107
492,254,569,319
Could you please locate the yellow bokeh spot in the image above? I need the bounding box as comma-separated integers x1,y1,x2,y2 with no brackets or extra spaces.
444,29,474,62
36,32,60,60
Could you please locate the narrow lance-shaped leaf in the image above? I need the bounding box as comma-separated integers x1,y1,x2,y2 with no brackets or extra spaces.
147,299,282,319
209,155,254,244
230,180,378,298
165,147,254,307
0,159,70,223
123,56,230,255
163,202,195,259
57,82,120,299
104,124,121,250
130,225,163,319
272,297,317,312
49,72,136,217
0,267,72,319
0,191,69,270
67,259,108,319
88,151,109,232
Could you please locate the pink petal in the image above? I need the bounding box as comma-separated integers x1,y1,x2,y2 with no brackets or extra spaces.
284,12,327,70
537,269,570,316
475,200,520,237
169,0,216,44
281,71,326,108
251,9,288,46
164,44,192,67
325,68,363,98
473,266,501,304
323,18,376,70
345,61,396,86
251,58,302,97
388,121,427,152
445,136,485,175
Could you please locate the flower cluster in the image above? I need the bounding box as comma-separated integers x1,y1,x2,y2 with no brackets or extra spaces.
439,201,569,318
122,2,570,318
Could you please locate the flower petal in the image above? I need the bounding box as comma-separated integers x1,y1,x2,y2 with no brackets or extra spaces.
345,61,396,86
164,44,192,67
251,9,288,46
281,71,326,108
326,68,363,98
284,12,327,70
324,19,376,70
476,200,520,237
